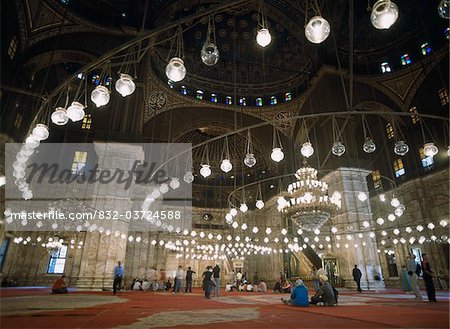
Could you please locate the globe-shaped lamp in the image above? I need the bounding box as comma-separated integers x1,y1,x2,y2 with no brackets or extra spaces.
220,159,233,173
271,147,284,162
394,140,409,156
244,153,256,167
183,171,194,183
115,73,136,97
66,102,85,122
305,16,330,44
371,0,399,29
91,85,110,107
332,141,346,156
423,142,439,157
363,137,376,153
256,28,272,47
165,57,186,82
32,124,49,141
200,164,211,177
201,43,219,66
301,142,314,158
51,107,69,125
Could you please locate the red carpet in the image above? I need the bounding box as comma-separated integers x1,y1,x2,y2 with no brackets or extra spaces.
1,288,449,328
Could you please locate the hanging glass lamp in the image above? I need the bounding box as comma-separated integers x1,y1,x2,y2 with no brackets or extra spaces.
165,57,186,82
371,0,399,29
305,16,331,44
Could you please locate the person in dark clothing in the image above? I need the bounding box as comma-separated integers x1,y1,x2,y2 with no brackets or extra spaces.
310,275,336,306
185,267,196,293
421,253,437,302
352,265,362,292
212,264,220,297
202,266,214,299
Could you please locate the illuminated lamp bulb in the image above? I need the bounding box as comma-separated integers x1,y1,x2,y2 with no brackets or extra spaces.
416,225,424,232
91,85,110,107
376,217,385,225
388,214,396,221
363,137,376,153
241,223,248,230
332,141,346,156
358,192,368,201
240,203,248,213
371,0,399,29
300,142,314,158
66,101,85,122
25,136,39,148
32,124,49,141
331,227,338,234
183,171,194,184
440,219,448,227
201,43,219,66
220,159,232,173
277,196,286,206
394,140,409,156
281,228,287,235
244,153,256,167
51,107,69,125
255,200,264,209
305,16,330,44
225,214,233,222
256,28,272,47
438,0,450,19
0,176,5,187
22,190,33,200
252,227,258,234
230,208,238,216
159,183,169,194
390,198,400,207
266,228,272,235
271,147,284,162
169,177,180,189
394,208,403,217
427,223,435,230
423,142,439,157
115,73,136,97
200,164,211,177
165,57,186,82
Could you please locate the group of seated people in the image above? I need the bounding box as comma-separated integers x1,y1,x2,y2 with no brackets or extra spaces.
131,278,173,291
281,275,338,307
225,279,268,292
273,278,293,293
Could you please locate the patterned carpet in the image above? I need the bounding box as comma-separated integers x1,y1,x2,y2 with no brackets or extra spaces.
1,287,449,328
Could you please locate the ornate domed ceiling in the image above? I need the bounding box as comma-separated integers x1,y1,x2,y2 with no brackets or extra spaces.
152,4,314,98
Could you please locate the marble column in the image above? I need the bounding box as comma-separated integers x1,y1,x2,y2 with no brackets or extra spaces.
76,142,144,290
323,167,385,290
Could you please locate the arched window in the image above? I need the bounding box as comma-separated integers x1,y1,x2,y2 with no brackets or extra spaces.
47,244,68,274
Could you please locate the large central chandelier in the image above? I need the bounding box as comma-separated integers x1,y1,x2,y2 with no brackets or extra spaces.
278,163,340,231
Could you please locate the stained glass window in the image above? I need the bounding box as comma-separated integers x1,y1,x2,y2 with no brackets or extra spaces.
421,42,432,55
256,98,263,107
401,54,411,65
393,159,405,178
270,96,277,105
438,88,449,106
381,62,391,73
211,93,218,103
81,114,92,130
196,90,203,100
180,86,187,95
285,93,292,101
225,96,232,105
372,170,382,189
385,123,394,139
239,97,246,106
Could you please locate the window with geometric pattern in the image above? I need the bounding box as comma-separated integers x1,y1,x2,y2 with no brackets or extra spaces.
438,88,449,107
81,114,91,130
372,170,382,189
393,158,405,178
409,107,420,124
386,123,394,139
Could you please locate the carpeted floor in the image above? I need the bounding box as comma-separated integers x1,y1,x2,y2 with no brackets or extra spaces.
1,287,449,328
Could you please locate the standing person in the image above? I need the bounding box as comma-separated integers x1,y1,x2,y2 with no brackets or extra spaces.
421,254,437,302
185,267,196,293
213,264,220,297
113,261,124,295
406,253,423,300
399,265,412,292
202,266,214,299
173,266,184,293
310,266,320,292
352,265,363,292
253,271,259,284
236,270,243,287
148,267,156,291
